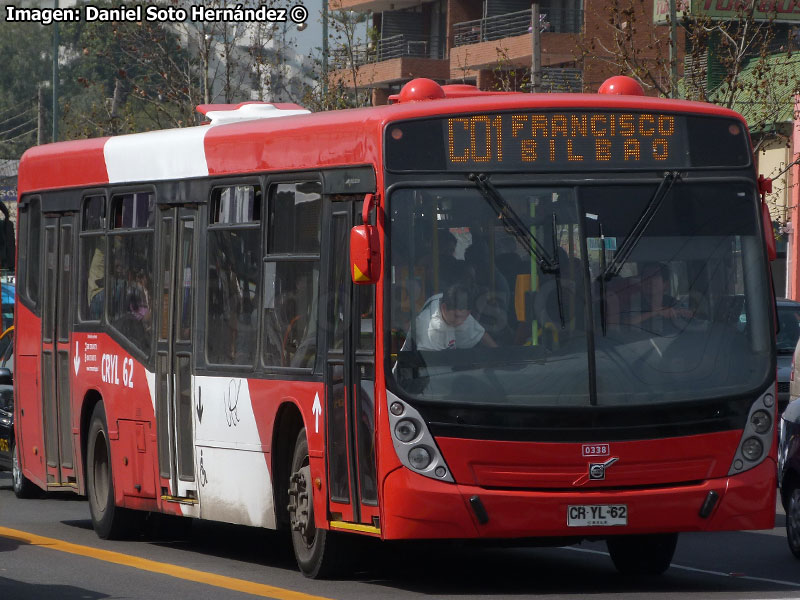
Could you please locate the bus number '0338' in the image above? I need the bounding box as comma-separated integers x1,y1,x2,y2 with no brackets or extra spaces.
101,354,134,389
582,444,609,456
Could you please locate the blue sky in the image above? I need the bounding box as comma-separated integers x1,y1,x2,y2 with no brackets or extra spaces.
293,4,325,56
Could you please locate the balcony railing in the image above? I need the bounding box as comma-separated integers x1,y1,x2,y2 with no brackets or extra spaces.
453,8,582,47
340,34,445,66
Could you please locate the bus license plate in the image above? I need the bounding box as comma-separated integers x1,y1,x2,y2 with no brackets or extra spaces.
567,504,627,527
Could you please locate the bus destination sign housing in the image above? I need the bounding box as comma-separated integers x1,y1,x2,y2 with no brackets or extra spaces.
385,111,750,172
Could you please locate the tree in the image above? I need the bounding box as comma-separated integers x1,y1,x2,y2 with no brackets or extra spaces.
302,2,373,111
0,17,51,157
578,0,800,132
59,0,199,137
578,0,800,226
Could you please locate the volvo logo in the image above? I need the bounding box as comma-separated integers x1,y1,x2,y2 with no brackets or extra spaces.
589,457,619,480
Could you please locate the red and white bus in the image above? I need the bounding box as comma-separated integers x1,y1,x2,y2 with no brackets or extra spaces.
13,76,778,577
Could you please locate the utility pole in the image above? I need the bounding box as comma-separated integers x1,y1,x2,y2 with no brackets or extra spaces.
669,0,678,98
52,0,59,142
531,2,542,93
322,0,329,97
37,87,45,146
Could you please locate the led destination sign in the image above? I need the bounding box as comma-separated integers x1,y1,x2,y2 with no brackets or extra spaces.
447,112,679,168
385,111,751,172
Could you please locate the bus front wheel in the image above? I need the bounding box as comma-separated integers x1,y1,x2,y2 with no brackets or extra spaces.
288,428,348,578
11,439,39,499
86,403,140,539
606,533,678,575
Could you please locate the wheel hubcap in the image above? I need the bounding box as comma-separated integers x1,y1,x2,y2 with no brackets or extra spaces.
288,465,314,547
91,432,109,512
12,445,21,490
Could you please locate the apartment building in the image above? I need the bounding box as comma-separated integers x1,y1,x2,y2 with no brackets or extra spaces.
331,0,672,104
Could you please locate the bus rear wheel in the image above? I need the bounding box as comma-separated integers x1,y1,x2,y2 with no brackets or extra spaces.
288,428,348,578
606,533,678,575
11,439,39,499
86,403,140,539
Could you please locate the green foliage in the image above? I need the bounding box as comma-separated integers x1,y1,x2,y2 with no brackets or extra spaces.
59,0,198,138
0,18,50,157
300,1,373,111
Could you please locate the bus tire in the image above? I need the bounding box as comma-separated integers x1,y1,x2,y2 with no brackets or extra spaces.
86,403,140,539
11,439,39,499
288,428,347,578
606,533,677,576
786,487,800,559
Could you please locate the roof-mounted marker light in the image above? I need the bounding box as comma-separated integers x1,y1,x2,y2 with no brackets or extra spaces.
598,76,645,96
195,101,310,125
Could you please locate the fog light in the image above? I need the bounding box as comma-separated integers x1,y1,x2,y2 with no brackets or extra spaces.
750,410,771,434
741,437,764,462
408,446,432,470
390,401,404,416
395,419,418,442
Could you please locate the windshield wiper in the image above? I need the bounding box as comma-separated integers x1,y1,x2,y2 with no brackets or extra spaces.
598,221,608,336
469,173,564,328
469,173,559,274
600,171,680,281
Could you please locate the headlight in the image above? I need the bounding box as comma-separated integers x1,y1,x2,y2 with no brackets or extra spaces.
408,446,432,470
750,410,771,434
741,437,764,461
386,391,453,482
394,419,419,443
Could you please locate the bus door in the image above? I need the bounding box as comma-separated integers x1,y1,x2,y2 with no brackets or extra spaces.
324,198,379,530
41,213,77,489
155,206,197,501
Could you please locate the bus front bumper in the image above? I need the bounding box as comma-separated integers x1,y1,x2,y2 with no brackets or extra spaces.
379,458,777,540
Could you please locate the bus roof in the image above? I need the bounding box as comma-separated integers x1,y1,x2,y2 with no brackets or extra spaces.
17,90,747,195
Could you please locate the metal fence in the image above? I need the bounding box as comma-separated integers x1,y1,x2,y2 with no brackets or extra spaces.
345,34,445,66
453,8,583,47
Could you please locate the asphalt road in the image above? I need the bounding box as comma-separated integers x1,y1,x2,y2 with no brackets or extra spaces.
2,470,800,600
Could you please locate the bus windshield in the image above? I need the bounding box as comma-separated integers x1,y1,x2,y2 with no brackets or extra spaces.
388,180,772,407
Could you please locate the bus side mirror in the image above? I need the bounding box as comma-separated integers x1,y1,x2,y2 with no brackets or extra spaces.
350,225,380,284
762,201,776,262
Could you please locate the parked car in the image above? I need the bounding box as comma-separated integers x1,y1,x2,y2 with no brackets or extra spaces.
0,327,36,498
777,299,800,414
1,282,13,332
780,398,800,558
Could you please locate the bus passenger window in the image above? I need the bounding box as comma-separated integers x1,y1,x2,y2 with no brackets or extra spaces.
108,192,154,355
262,182,321,370
80,195,106,321
20,197,42,306
206,185,262,366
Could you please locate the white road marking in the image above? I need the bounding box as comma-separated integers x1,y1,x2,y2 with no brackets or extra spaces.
562,545,800,588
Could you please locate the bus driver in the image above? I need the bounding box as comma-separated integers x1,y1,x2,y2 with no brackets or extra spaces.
412,283,498,350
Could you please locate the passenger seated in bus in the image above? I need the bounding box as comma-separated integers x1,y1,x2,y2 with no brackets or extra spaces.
410,283,497,351
513,251,585,347
209,251,243,362
87,246,105,319
128,270,152,328
625,262,691,329
465,240,512,343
